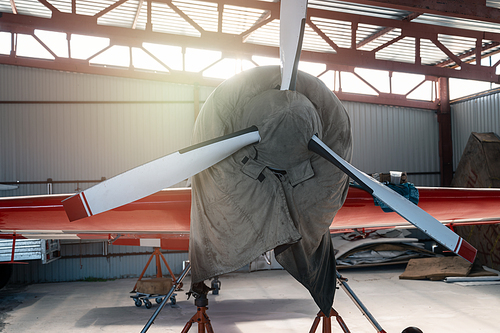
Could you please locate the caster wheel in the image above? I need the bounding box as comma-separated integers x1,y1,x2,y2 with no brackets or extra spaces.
211,277,221,295
170,296,177,305
156,297,163,304
144,300,152,309
402,327,423,333
134,299,142,307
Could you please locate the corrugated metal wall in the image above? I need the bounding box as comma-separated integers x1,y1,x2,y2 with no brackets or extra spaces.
451,91,500,169
0,64,214,196
343,101,440,186
10,243,189,284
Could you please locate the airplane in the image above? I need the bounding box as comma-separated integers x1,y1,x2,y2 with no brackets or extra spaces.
1,0,500,331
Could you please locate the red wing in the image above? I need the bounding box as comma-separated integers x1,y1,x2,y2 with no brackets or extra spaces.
0,188,191,251
2,186,500,252
333,186,500,231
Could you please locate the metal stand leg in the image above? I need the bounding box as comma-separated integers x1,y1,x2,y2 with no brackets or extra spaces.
180,294,214,333
309,308,351,333
336,271,387,333
140,263,191,333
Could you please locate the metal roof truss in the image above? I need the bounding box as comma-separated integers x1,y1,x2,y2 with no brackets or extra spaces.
1,0,500,109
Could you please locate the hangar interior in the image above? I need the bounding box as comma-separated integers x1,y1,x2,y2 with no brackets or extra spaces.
1,0,500,278
1,2,500,332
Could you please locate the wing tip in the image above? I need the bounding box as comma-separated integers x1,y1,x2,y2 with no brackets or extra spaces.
62,193,91,222
457,239,477,264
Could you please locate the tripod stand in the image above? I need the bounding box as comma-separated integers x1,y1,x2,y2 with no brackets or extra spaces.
180,293,214,333
309,271,388,333
309,308,351,333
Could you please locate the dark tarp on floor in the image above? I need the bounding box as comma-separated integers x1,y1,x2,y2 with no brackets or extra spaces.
189,66,352,315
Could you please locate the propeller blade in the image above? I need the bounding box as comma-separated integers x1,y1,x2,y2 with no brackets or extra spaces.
308,135,477,264
63,126,261,222
280,0,308,91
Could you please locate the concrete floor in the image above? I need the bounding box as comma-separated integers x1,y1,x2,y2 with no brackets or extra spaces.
1,265,499,333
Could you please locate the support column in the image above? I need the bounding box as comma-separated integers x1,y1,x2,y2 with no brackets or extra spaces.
437,77,453,186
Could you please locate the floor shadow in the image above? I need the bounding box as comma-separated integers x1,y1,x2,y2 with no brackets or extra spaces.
74,297,319,333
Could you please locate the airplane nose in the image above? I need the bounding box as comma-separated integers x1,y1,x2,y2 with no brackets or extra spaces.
241,89,322,171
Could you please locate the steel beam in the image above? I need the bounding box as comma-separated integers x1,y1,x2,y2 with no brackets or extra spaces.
437,77,454,186
347,0,500,24
2,1,500,109
2,11,499,83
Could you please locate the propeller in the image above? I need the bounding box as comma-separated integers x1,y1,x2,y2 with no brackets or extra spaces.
308,135,477,264
280,0,308,91
63,126,260,221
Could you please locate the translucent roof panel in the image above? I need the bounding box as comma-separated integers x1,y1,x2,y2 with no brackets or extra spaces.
172,0,219,33
4,0,52,18
222,5,269,35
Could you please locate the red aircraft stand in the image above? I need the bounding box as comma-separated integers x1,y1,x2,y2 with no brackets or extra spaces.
132,247,178,292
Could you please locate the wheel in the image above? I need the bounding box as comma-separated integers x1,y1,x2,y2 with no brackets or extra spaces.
134,298,142,307
211,277,221,295
170,296,177,305
144,300,152,309
156,297,163,304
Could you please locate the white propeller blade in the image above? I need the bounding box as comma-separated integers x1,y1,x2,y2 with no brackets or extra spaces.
280,0,308,91
63,126,261,222
308,135,477,264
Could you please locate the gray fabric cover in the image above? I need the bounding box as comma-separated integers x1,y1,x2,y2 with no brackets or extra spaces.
189,66,352,314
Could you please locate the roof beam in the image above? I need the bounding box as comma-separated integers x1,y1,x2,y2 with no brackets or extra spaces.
1,11,498,83
356,12,421,49
348,0,500,24
9,0,17,15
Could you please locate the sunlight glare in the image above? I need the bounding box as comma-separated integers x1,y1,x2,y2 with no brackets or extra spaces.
143,43,183,71
0,32,10,55
298,61,326,77
203,58,256,80
252,55,280,66
16,34,54,59
318,70,336,91
70,34,110,60
132,47,168,72
340,72,378,95
185,48,221,72
354,68,389,93
252,56,326,77
90,45,130,67
406,80,433,101
35,30,68,58
449,78,496,100
392,72,426,95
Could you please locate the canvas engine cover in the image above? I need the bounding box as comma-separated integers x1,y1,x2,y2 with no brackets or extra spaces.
189,66,352,314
